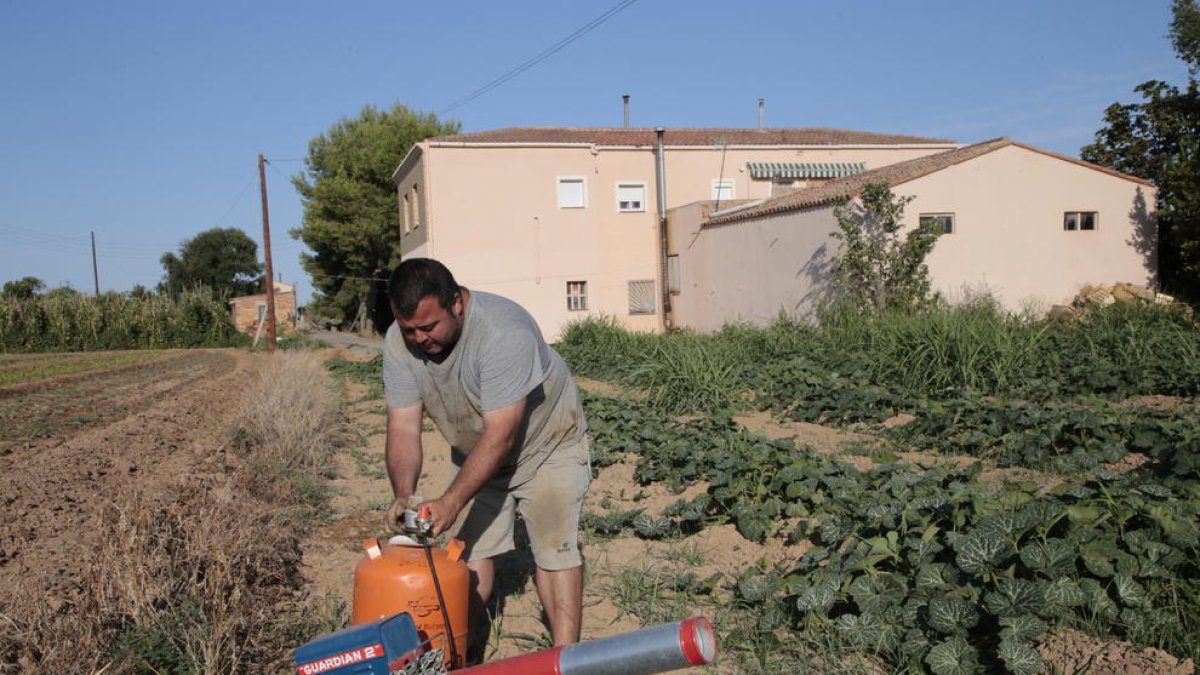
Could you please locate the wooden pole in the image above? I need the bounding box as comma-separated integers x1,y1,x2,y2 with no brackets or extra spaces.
258,153,278,352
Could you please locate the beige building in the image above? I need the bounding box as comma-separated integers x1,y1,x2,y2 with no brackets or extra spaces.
392,128,1154,338
393,127,957,339
229,282,298,334
671,139,1156,331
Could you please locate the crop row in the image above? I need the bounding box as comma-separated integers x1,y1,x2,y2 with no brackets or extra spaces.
581,394,1200,673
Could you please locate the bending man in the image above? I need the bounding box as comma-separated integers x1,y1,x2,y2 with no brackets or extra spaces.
383,258,590,647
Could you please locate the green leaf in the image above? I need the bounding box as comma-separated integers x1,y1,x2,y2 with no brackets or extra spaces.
998,638,1044,675
835,613,894,651
794,574,841,613
925,637,979,675
1019,538,1076,577
1113,574,1149,608
984,579,1043,618
954,531,1013,577
926,595,980,635
999,614,1048,642
1043,577,1087,612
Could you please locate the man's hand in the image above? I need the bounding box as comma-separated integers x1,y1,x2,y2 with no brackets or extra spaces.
417,494,466,537
385,496,410,534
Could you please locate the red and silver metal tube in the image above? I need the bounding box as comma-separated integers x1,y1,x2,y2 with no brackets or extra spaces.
459,616,717,675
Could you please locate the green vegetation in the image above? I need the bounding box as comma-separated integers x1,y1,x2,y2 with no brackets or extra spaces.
292,103,460,328
1082,0,1200,301
830,182,943,312
561,298,1200,672
0,350,170,386
0,287,247,353
158,226,263,297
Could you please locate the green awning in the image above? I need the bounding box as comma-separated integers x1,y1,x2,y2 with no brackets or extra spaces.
748,162,866,179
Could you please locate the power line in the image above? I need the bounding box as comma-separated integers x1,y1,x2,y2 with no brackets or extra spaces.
438,0,640,116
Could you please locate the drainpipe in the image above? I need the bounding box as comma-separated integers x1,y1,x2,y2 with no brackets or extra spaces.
654,127,671,331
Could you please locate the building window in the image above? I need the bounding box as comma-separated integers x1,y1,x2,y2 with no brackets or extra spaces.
616,182,646,212
1064,211,1097,231
567,281,587,311
628,280,656,315
256,301,267,323
557,177,586,208
771,179,800,196
402,193,411,234
712,179,734,202
920,213,956,234
411,185,421,228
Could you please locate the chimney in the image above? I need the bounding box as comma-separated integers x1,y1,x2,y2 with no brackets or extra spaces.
623,94,630,128
758,98,765,129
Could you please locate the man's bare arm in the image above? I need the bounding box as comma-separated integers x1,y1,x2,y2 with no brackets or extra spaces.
423,397,526,535
384,404,424,532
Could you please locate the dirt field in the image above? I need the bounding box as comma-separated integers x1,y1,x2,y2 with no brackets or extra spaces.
0,347,1193,673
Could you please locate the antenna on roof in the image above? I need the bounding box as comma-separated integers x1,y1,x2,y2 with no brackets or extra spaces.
758,98,765,130
623,94,630,128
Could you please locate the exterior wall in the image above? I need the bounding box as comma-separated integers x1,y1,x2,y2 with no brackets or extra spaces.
669,203,838,332
397,146,429,255
230,285,298,334
901,145,1157,311
669,144,1157,332
395,140,951,340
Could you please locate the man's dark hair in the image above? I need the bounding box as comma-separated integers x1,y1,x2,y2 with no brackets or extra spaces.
388,258,461,317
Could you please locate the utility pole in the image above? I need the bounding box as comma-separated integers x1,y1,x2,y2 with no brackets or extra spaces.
90,231,100,297
258,153,278,352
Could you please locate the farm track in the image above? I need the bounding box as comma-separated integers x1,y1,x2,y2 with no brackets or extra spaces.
0,348,259,615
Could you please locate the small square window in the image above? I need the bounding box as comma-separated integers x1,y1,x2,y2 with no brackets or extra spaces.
616,182,646,212
712,179,734,202
566,281,587,311
557,177,586,209
920,213,955,234
628,280,656,315
1064,211,1097,231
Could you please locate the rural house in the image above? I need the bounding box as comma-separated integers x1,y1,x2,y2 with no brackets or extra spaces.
392,127,1154,338
229,281,298,334
392,127,957,339
669,139,1156,332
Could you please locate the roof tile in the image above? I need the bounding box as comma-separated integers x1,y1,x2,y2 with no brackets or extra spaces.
429,126,957,147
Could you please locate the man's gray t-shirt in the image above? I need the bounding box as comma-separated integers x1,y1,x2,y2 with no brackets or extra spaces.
383,290,588,487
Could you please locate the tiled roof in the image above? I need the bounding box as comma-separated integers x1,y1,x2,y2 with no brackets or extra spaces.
706,138,1152,226
428,126,957,147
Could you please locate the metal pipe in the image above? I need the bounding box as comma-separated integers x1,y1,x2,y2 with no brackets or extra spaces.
623,94,630,128
458,617,716,675
758,98,764,129
654,127,671,331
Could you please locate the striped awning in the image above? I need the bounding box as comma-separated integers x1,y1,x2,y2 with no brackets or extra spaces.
748,162,866,179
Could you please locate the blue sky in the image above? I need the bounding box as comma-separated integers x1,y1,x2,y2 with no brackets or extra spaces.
0,0,1189,304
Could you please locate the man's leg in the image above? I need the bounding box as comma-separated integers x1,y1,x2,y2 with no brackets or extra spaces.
535,564,583,645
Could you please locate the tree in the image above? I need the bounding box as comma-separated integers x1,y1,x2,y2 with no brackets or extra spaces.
291,103,459,328
159,227,262,297
830,182,944,312
1082,0,1200,300
2,276,45,299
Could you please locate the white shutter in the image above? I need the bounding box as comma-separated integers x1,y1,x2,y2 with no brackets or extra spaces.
617,183,645,212
628,280,656,315
557,178,586,208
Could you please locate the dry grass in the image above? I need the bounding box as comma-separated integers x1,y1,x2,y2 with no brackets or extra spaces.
0,351,350,673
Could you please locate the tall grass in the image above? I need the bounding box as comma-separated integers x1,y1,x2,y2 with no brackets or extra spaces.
557,299,1200,415
0,288,248,353
0,351,349,672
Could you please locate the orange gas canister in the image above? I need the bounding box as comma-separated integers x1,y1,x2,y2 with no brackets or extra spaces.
352,535,470,670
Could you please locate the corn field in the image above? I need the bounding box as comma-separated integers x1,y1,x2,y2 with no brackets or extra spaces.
0,289,248,353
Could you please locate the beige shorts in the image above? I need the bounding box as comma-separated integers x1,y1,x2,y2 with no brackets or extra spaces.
452,442,590,570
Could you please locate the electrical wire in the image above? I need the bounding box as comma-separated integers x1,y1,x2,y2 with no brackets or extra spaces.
438,0,640,116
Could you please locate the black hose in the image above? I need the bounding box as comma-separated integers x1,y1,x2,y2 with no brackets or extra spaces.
421,538,459,669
